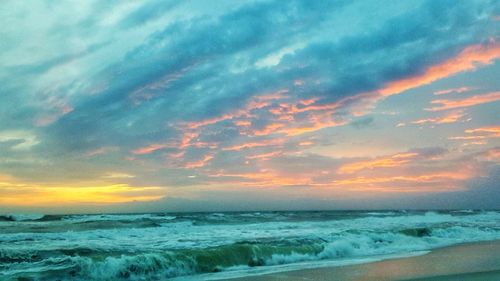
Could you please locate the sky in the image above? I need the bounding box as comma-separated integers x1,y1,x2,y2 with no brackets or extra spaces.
0,0,499,214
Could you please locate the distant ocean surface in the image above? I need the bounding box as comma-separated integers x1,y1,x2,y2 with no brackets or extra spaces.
1,210,500,280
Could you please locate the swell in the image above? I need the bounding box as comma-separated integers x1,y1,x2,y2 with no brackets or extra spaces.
0,210,402,225
0,219,163,234
0,210,468,232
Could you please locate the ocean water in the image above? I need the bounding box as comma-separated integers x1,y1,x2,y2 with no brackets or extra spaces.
1,210,499,280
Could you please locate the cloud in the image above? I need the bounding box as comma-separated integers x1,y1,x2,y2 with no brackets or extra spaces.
102,172,136,179
131,143,171,155
433,86,474,95
410,110,466,125
184,154,214,169
84,146,119,157
449,126,500,146
0,130,40,151
337,147,447,174
222,138,285,151
465,126,500,136
350,117,375,129
338,152,420,174
372,42,500,98
427,91,500,111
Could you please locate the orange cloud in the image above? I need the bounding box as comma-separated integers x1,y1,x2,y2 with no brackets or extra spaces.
201,146,493,194
449,126,500,142
434,87,474,95
179,131,199,149
209,170,313,187
187,113,236,129
246,151,282,160
253,123,285,136
427,91,500,111
184,154,214,169
186,90,287,129
333,172,471,186
131,143,170,155
448,136,487,140
270,99,337,115
272,42,499,138
159,43,500,173
222,138,285,151
465,126,500,136
462,141,488,146
375,42,500,97
234,120,252,127
169,150,186,159
338,152,418,174
411,110,465,125
477,147,500,161
277,110,346,136
209,167,474,193
328,162,479,193
278,121,342,136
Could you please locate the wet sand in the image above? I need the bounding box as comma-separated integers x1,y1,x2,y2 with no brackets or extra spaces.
224,240,500,281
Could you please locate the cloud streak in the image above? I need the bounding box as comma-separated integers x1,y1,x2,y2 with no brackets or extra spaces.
374,42,500,97
428,91,500,111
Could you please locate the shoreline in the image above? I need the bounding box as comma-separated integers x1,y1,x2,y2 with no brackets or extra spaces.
221,240,500,281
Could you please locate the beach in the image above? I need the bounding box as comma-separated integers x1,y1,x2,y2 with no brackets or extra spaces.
224,240,500,281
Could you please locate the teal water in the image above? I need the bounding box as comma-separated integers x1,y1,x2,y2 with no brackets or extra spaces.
1,210,499,280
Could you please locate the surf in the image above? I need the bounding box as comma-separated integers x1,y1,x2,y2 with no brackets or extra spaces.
1,210,499,280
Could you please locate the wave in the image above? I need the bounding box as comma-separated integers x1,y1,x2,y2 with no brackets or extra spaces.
0,210,432,226
3,224,500,280
0,213,45,222
1,210,500,280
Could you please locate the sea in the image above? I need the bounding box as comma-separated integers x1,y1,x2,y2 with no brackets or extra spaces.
1,210,499,280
